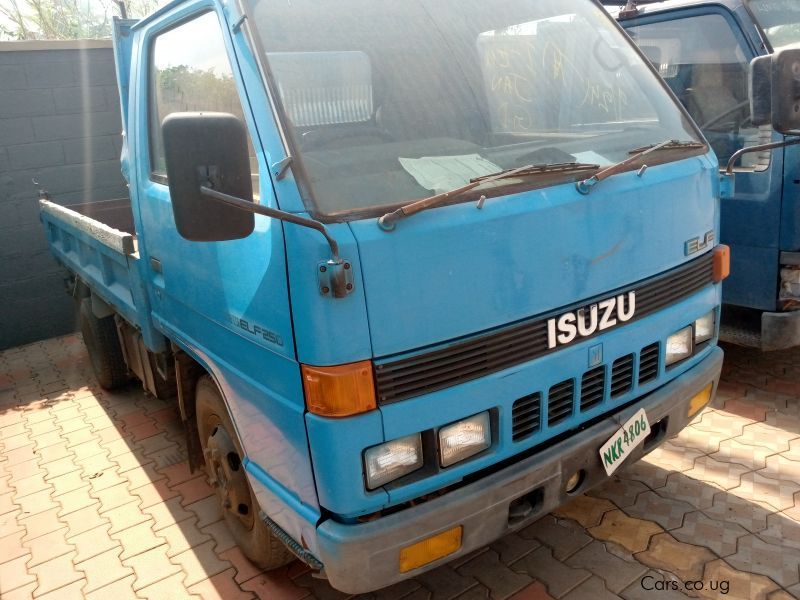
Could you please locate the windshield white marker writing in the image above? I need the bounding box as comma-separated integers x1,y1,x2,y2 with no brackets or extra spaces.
547,292,636,349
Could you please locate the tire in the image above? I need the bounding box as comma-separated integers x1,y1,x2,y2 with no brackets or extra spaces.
79,298,130,390
195,376,294,569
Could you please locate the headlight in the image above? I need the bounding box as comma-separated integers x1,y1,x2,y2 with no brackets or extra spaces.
439,412,491,467
364,434,423,490
666,326,693,367
694,311,715,344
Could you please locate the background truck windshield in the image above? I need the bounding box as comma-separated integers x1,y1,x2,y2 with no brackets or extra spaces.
750,1,800,49
246,0,700,217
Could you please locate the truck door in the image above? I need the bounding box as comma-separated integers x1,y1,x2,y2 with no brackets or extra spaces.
626,8,785,311
129,6,321,535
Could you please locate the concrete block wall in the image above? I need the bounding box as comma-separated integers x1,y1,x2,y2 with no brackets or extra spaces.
0,40,128,350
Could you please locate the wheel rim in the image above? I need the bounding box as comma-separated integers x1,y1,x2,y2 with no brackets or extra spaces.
204,423,255,530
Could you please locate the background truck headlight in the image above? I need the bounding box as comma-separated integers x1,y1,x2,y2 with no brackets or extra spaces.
694,311,715,344
364,434,423,490
666,326,693,367
439,411,491,467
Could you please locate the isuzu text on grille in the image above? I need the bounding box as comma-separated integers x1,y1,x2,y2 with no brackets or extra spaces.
547,292,636,349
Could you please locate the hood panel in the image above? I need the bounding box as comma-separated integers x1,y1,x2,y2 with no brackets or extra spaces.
349,157,717,358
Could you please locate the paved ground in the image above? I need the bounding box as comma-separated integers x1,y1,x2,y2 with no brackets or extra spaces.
0,335,799,600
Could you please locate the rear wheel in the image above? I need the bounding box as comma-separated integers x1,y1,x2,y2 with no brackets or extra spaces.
79,298,129,390
195,376,294,569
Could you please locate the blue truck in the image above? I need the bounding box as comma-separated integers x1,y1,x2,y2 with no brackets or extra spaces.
609,0,800,350
37,0,748,592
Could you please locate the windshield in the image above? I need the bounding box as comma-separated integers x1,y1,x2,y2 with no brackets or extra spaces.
750,1,800,50
245,0,702,218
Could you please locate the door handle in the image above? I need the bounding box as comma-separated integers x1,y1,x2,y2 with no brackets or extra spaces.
150,257,162,273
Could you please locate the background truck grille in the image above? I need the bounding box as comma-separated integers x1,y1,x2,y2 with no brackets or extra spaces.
512,393,541,441
375,253,713,404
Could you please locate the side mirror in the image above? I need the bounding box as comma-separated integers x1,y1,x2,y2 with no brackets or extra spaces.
162,112,255,241
750,48,800,134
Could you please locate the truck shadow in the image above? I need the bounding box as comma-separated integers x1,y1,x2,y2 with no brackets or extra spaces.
0,338,797,599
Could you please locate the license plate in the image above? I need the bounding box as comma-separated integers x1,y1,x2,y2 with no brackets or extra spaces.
599,408,651,476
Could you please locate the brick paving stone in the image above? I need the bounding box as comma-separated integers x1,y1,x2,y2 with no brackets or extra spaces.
719,398,767,422
173,474,215,506
735,422,797,453
589,510,663,554
618,460,671,490
159,517,212,557
519,515,592,560
131,478,180,508
113,519,166,560
624,490,695,530
767,591,797,600
137,572,198,600
122,544,182,591
2,582,39,600
28,550,84,597
452,585,490,600
490,531,540,564
1,511,25,540
683,455,751,491
0,553,36,595
709,439,775,471
218,545,265,584
0,529,28,562
756,511,800,550
510,546,591,598
68,523,118,564
15,487,59,517
84,574,139,600
122,462,164,490
293,570,352,600
136,432,178,458
565,540,647,594
456,548,531,599
724,534,800,588
702,491,771,533
693,409,751,436
24,526,74,566
0,491,18,515
186,494,223,528
634,533,715,583
730,471,800,512
4,443,37,466
507,581,554,600
587,476,648,508
561,576,619,600
55,485,97,515
60,503,109,537
655,472,718,510
143,495,194,533
158,461,196,487
201,520,236,552
671,510,748,557
19,506,66,541
192,569,260,599
670,424,731,454
700,559,779,600
786,583,800,598
761,455,800,484
643,441,706,474
414,564,479,600
111,451,150,474
552,495,615,529
36,442,72,465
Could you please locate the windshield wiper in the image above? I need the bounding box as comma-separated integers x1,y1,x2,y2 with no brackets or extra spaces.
575,139,706,195
377,162,599,231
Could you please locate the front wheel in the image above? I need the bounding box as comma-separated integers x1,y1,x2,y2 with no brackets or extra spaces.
195,376,294,569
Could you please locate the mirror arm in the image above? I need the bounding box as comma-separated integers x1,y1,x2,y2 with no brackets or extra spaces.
725,135,800,175
199,186,341,263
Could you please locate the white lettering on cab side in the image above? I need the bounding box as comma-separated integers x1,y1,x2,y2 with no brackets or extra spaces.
547,292,636,350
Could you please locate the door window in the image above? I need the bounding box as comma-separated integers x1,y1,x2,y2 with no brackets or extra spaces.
627,13,770,169
149,11,258,187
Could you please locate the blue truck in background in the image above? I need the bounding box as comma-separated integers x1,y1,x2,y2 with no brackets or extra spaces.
36,0,752,592
609,0,800,350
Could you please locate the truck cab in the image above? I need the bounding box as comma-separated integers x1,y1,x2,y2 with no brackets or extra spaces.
40,0,728,592
610,0,800,350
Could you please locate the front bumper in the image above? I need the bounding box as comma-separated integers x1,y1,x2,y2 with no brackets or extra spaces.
314,346,723,593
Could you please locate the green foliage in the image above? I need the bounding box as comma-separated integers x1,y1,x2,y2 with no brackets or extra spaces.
0,0,160,40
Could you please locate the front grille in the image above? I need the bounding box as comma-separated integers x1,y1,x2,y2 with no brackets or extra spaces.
639,343,660,384
611,354,635,398
375,253,713,403
580,366,606,412
512,393,541,441
547,380,575,425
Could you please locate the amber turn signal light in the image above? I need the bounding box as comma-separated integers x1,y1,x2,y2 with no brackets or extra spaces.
713,244,730,282
301,361,377,417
